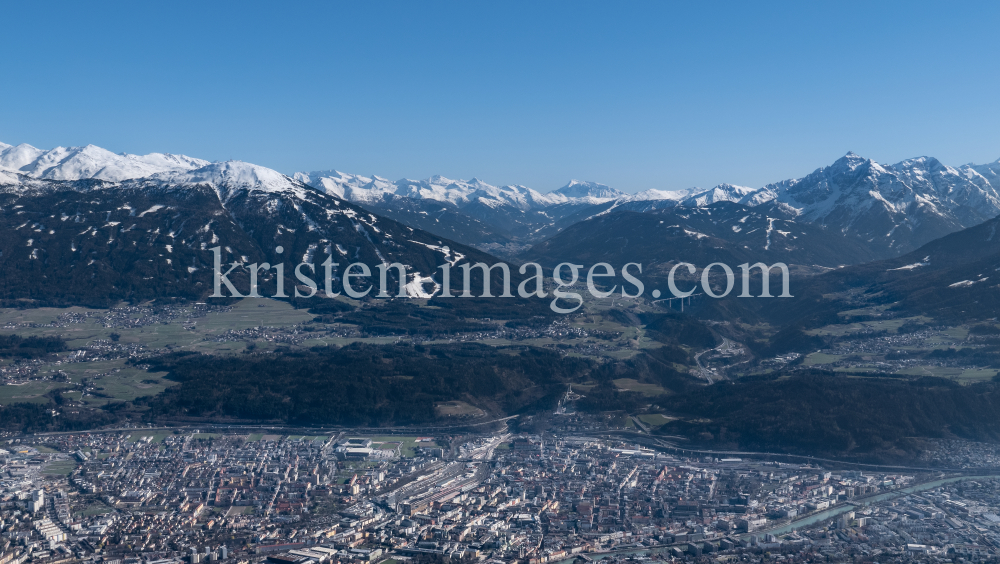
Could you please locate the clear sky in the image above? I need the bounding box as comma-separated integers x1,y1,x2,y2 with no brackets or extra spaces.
2,1,998,193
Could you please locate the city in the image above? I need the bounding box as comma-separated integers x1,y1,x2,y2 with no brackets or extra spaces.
3,422,1000,564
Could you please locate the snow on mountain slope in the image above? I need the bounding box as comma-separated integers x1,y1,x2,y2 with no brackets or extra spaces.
291,170,395,202
294,171,625,209
0,142,208,182
967,158,1000,189
6,139,1000,258
893,156,1000,225
0,165,505,305
0,143,46,172
551,180,623,201
681,183,757,207
625,188,694,202
297,152,1000,254
715,152,1000,256
147,160,307,202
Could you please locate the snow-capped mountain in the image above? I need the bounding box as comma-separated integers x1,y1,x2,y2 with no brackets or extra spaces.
290,171,631,249
5,140,1000,262
550,180,623,201
625,188,696,202
969,158,1000,189
0,160,502,305
0,142,208,182
715,152,1000,255
292,171,620,208
146,160,310,203
680,183,757,207
293,155,1000,258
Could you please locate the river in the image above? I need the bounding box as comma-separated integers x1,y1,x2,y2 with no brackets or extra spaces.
755,474,1000,537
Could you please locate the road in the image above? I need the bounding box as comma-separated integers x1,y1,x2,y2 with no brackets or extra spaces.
748,472,1000,539
468,434,510,460
630,416,651,434
693,337,738,384
32,415,521,438
644,435,1000,473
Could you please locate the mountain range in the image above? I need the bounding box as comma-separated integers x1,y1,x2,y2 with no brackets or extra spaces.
3,140,1000,270
0,157,504,306
293,153,1000,259
526,201,882,275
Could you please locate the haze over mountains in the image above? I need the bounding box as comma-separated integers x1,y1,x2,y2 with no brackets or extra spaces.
2,140,1000,267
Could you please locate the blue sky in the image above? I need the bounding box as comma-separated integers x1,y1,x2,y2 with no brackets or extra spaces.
2,1,998,193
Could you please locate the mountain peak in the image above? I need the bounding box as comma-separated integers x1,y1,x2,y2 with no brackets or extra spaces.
626,187,695,202
552,180,623,199
0,140,208,182
681,183,757,207
829,151,874,173
838,151,868,162
894,155,940,167
147,160,304,202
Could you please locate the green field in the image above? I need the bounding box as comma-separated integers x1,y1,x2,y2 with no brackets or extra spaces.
0,375,171,406
894,366,997,382
0,299,322,406
434,401,485,417
368,436,437,458
0,380,65,404
0,299,312,352
802,352,842,366
75,504,113,517
42,459,78,475
637,413,674,427
613,378,669,397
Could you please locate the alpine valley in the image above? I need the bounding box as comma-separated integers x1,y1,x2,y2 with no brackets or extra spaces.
2,140,1000,463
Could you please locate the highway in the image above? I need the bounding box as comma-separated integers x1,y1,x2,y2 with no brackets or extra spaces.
693,337,739,384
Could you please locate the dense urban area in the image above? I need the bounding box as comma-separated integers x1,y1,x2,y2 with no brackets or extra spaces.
2,422,1000,564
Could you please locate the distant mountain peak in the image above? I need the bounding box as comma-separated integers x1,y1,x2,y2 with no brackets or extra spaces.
0,140,208,182
831,151,872,171
552,180,623,199
894,155,944,169
681,183,757,207
626,188,695,202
